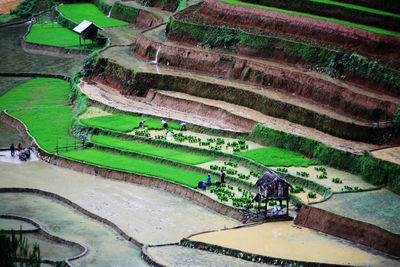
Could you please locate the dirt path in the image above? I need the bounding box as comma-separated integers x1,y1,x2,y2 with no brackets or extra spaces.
102,25,140,45
146,24,400,106
101,46,372,126
371,146,400,164
0,0,22,14
80,80,377,153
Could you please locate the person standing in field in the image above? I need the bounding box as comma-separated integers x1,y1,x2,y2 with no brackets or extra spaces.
207,173,212,186
220,170,225,184
10,144,15,157
139,119,146,128
161,118,168,130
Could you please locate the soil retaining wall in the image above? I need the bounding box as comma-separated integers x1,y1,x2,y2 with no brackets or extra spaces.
0,110,245,223
200,0,400,62
111,2,163,28
91,58,389,144
294,205,400,257
135,31,397,121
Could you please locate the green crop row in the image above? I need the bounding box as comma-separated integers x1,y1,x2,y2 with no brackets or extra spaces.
251,124,400,192
80,113,181,132
333,0,400,14
90,134,215,165
237,0,400,31
62,148,206,188
235,147,319,167
169,17,400,96
0,77,70,111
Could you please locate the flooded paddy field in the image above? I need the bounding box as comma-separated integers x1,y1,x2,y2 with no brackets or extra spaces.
314,189,400,234
0,160,239,245
0,217,37,231
0,24,83,76
0,193,146,266
147,244,271,267
190,221,400,266
0,120,25,148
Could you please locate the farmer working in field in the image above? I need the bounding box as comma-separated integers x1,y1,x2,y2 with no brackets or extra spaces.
161,118,168,130
139,119,146,128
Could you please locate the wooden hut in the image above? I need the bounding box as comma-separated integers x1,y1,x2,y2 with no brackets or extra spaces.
72,20,104,48
255,170,293,217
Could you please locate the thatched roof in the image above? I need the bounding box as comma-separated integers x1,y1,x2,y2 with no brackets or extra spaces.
256,170,293,198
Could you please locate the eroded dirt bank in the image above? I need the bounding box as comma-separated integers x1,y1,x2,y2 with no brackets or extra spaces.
199,0,400,62
135,30,397,122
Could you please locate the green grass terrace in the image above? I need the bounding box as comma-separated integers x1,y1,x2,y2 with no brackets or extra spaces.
26,23,103,50
58,3,129,28
80,113,181,132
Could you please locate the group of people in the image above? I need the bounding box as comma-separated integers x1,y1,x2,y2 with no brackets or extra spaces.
10,143,31,161
198,170,225,190
138,118,187,131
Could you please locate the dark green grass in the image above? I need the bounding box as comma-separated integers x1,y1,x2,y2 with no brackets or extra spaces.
62,149,210,188
310,0,400,18
80,113,181,132
8,106,76,152
26,23,103,50
235,147,319,167
221,0,400,37
58,3,129,28
0,14,18,24
0,78,70,111
91,135,215,165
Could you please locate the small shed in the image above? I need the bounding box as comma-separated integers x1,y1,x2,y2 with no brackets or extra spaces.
73,20,103,47
255,170,293,217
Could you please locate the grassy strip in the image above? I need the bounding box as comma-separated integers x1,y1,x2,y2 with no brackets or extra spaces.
58,3,128,28
235,147,319,167
110,2,140,24
8,106,77,152
62,148,208,188
0,78,70,111
221,0,400,37
91,135,215,165
26,23,102,50
250,124,400,192
80,113,181,132
0,14,18,24
310,0,400,18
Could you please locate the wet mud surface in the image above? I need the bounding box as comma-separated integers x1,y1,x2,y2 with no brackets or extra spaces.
147,244,271,266
0,217,37,231
0,24,83,76
0,160,240,245
190,221,400,266
371,146,400,165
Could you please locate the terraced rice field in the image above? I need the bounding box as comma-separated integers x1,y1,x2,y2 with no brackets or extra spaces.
58,3,129,27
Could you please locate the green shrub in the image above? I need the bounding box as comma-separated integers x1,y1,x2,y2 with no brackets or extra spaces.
308,191,317,198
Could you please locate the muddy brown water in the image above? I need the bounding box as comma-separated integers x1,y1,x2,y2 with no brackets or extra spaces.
147,244,272,267
190,221,400,266
0,159,240,245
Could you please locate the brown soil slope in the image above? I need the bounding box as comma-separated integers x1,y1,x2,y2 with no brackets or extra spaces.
200,0,400,62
